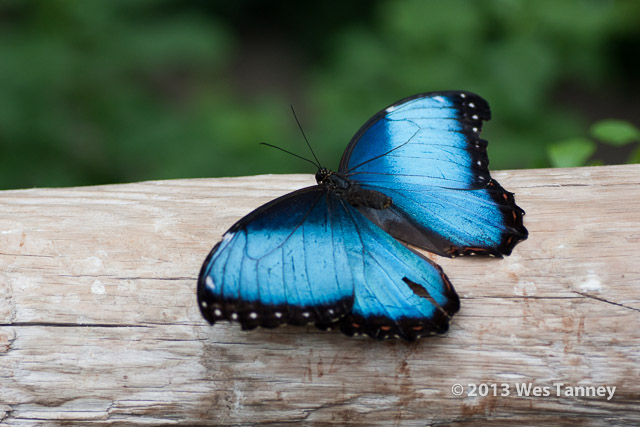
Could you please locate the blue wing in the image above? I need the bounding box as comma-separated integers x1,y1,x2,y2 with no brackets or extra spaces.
339,91,527,257
336,204,459,340
197,187,459,340
197,187,354,329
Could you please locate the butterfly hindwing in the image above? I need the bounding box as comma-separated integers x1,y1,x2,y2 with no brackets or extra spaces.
339,91,527,257
336,201,459,340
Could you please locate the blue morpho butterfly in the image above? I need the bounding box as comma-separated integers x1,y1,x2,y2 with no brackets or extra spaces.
198,91,528,341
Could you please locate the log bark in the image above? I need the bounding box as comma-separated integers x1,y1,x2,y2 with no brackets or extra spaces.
1,165,639,425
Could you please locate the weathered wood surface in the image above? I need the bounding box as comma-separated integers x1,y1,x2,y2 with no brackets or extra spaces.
1,164,639,425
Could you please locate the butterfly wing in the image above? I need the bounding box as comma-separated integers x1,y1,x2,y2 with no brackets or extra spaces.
197,187,354,330
198,187,459,340
335,200,459,340
339,91,528,257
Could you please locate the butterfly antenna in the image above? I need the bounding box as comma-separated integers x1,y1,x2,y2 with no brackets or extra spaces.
259,143,319,169
290,105,322,168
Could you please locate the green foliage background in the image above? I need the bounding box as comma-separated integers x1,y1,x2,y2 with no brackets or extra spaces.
1,0,639,190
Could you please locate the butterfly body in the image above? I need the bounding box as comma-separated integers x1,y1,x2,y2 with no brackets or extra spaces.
316,168,392,210
198,91,527,341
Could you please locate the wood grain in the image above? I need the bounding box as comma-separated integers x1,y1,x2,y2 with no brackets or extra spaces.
1,165,639,425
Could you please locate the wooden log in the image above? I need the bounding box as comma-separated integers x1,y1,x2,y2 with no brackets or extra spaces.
1,164,639,425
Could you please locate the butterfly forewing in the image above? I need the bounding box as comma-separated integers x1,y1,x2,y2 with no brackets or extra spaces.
198,187,354,330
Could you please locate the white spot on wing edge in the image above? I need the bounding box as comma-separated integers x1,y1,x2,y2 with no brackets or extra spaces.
386,104,398,113
205,276,215,290
432,95,445,103
222,232,235,243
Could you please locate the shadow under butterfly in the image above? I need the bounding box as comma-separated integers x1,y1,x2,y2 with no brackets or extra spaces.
197,91,528,341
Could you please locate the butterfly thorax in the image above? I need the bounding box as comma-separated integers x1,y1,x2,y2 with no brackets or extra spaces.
316,167,392,210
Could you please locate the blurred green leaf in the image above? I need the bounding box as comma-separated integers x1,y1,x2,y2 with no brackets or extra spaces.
1,0,640,189
547,138,596,168
590,119,640,146
629,147,640,164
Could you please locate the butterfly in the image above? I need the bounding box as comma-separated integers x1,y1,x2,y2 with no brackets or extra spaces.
197,91,528,341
